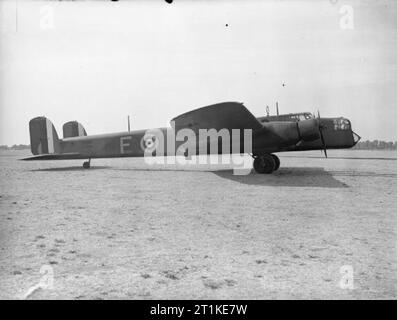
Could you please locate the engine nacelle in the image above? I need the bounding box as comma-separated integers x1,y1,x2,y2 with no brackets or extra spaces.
297,119,320,142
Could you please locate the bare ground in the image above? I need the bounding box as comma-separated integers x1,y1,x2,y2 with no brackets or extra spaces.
0,150,396,299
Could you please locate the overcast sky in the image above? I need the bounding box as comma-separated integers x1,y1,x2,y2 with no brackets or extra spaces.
0,0,396,145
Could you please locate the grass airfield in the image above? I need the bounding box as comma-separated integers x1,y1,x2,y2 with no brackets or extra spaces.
0,149,396,299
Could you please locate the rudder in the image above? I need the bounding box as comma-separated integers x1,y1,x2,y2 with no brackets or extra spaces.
29,117,60,155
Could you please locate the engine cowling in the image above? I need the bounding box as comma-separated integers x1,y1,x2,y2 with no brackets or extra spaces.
297,119,320,142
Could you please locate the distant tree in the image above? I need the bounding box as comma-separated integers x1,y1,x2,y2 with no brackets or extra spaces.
353,140,397,150
386,141,394,149
10,144,30,150
0,144,30,150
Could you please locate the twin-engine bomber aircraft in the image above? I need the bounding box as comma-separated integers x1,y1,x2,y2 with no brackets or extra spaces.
22,102,360,173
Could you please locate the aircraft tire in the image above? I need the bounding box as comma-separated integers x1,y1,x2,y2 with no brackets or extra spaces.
271,154,280,171
253,154,276,174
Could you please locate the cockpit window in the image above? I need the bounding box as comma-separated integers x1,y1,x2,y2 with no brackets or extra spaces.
296,113,313,121
333,118,351,130
291,113,314,121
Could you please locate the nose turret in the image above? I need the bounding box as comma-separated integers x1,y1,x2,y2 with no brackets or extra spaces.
352,131,361,146
317,117,360,149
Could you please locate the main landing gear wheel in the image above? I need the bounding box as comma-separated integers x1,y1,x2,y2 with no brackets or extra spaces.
253,154,276,174
271,154,280,171
83,159,91,169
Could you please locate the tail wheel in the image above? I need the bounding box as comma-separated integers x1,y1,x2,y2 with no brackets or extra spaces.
253,154,276,174
83,159,91,169
271,154,280,171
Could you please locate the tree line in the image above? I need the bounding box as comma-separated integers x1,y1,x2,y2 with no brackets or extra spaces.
0,144,30,150
353,140,397,150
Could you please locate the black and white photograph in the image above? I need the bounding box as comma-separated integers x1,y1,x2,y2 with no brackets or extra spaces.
0,0,396,306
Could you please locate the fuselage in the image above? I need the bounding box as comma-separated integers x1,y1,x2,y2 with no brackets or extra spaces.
24,103,361,174
25,103,360,162
56,117,360,159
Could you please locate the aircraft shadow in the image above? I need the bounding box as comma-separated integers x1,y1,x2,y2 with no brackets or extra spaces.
28,166,347,188
112,166,348,188
213,167,348,188
30,166,110,172
328,170,397,179
283,155,397,161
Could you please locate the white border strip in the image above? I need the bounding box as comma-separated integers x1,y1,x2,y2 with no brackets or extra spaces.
46,118,54,154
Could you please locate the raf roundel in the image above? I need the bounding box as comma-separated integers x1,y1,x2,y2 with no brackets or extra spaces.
140,134,158,153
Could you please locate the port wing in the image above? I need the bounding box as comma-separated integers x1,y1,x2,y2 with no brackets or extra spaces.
171,102,263,133
21,153,82,161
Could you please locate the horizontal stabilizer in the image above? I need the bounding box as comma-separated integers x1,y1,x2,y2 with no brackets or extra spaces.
171,102,263,133
21,153,81,161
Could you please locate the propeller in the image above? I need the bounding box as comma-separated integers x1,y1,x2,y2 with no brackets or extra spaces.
317,110,328,158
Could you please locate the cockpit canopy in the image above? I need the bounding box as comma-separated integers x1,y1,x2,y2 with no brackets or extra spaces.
287,113,314,121
257,113,353,133
259,112,314,123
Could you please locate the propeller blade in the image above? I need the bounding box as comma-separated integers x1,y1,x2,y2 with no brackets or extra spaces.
320,129,328,158
317,110,327,158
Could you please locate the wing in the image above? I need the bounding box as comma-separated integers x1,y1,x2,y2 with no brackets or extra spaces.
171,102,263,133
21,153,82,161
